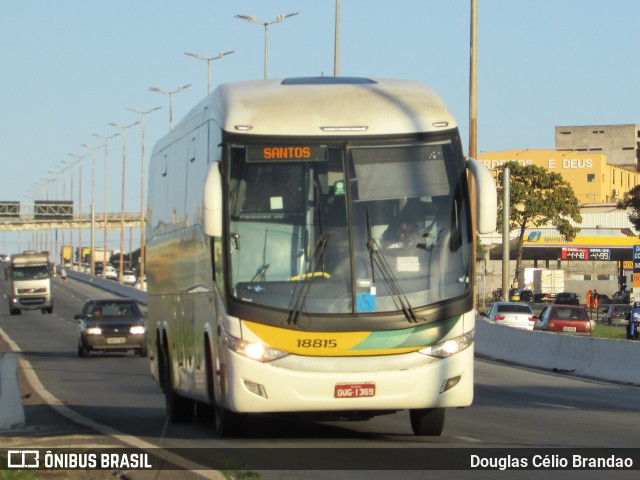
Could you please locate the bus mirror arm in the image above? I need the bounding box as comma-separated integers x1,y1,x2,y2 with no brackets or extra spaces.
203,162,223,237
231,233,240,250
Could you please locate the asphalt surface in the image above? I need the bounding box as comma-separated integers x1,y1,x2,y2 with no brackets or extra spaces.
0,298,220,480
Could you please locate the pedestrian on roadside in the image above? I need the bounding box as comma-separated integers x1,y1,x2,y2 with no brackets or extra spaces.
60,266,67,283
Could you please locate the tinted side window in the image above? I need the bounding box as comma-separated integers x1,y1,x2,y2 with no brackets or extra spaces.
497,305,531,314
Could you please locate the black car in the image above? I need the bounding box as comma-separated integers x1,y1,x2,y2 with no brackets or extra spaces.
554,292,580,305
611,290,631,304
75,298,147,357
520,289,534,303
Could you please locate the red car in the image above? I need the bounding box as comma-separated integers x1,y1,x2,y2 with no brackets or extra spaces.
533,305,595,336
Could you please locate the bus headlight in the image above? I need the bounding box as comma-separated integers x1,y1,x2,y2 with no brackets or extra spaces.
418,330,474,358
222,328,288,362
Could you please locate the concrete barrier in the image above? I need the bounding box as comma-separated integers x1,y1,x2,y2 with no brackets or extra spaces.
475,318,640,385
0,352,25,429
66,269,147,305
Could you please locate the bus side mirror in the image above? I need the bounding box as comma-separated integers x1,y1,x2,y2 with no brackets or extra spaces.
203,162,223,237
466,158,498,234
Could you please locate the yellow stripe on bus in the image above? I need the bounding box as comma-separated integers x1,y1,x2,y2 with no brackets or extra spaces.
242,320,422,357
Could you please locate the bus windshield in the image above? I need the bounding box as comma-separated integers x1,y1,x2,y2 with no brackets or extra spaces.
227,136,471,315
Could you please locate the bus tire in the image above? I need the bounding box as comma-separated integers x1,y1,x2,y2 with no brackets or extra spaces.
196,400,214,423
215,404,245,437
410,407,445,436
161,345,194,423
203,335,244,436
197,337,216,424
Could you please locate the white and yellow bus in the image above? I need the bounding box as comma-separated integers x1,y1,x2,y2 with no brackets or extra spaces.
146,77,497,436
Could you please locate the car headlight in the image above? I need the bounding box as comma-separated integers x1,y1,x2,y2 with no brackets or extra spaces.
129,325,146,335
85,327,102,335
222,327,288,362
418,330,475,358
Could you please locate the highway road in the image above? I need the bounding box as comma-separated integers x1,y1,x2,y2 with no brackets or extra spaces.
1,274,639,479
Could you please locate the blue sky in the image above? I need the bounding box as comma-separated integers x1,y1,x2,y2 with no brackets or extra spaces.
1,0,639,253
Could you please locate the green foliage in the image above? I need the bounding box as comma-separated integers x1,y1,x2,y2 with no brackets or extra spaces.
221,461,261,480
592,323,628,340
496,162,582,278
0,471,39,480
616,184,640,232
476,234,485,258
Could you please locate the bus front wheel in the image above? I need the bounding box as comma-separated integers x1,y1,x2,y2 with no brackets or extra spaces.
214,403,245,437
410,408,445,436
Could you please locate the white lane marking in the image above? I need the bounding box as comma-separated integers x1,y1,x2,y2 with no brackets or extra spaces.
531,402,578,410
0,326,223,479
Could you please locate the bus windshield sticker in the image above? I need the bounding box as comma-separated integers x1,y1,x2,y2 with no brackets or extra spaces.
356,292,376,313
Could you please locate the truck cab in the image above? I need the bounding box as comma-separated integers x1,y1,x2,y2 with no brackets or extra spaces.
6,251,54,314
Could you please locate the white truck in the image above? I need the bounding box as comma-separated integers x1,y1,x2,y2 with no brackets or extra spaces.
6,251,54,315
532,268,565,302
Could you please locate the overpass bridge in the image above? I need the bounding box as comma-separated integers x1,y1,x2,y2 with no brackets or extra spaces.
0,212,142,231
0,202,142,231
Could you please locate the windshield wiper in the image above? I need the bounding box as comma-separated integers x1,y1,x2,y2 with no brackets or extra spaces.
287,234,329,325
365,207,420,323
251,264,270,282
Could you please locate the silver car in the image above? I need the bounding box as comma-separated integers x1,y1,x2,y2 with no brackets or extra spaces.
483,301,537,330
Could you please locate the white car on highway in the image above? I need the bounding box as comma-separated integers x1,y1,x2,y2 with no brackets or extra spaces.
121,270,137,286
104,265,118,280
481,301,537,330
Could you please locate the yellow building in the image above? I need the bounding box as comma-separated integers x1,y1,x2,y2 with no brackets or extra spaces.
477,150,640,204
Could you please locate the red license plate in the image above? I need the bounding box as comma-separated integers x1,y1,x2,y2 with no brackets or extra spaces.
334,383,376,398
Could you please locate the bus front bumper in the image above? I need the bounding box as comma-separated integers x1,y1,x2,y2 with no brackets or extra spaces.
221,345,474,413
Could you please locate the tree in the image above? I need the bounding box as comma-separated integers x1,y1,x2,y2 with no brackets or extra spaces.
496,162,582,282
616,184,640,232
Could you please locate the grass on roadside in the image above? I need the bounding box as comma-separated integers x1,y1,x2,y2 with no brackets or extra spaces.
592,323,628,340
0,471,39,480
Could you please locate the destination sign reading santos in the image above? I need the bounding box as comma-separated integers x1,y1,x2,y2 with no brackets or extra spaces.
247,145,328,162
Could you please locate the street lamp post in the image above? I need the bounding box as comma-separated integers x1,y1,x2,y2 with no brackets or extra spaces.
81,143,98,276
59,159,76,268
148,84,191,130
184,51,234,95
125,106,160,287
334,0,340,77
68,152,88,268
45,172,61,259
109,120,140,283
234,12,298,79
54,160,74,265
93,132,120,278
